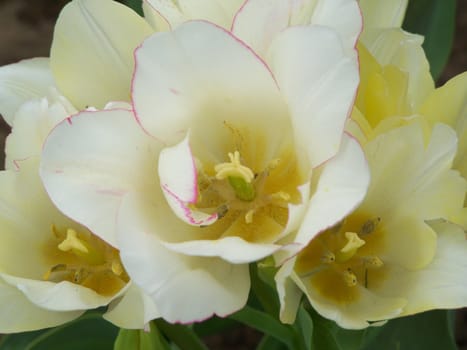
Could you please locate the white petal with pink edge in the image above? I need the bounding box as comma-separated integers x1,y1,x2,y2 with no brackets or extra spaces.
40,109,162,247
159,133,218,226
132,20,286,145
117,192,250,323
293,134,370,250
267,25,359,167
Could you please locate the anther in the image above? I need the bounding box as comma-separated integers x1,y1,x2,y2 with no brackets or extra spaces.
360,217,381,235
363,256,384,268
321,251,336,264
343,269,358,287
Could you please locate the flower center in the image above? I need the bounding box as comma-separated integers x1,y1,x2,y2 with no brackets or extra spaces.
295,213,386,303
43,225,128,296
194,145,302,243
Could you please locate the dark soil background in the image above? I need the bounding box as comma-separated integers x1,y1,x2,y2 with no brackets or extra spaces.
0,0,465,349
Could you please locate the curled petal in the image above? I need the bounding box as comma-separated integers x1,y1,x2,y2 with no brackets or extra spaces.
159,134,218,226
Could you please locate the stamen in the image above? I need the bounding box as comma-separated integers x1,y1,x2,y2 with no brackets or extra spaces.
343,269,358,287
363,256,384,268
321,251,336,264
359,217,381,235
271,191,290,202
340,232,366,253
111,260,124,276
57,228,105,265
215,151,254,183
58,229,89,254
245,209,255,224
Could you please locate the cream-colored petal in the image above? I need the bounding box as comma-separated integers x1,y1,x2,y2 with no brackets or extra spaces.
40,109,161,247
117,192,250,323
293,270,406,329
359,0,408,29
144,0,242,29
361,28,434,111
268,26,359,167
132,21,287,147
420,72,467,127
0,276,82,333
274,257,302,324
361,122,465,225
380,221,467,316
5,97,69,169
0,273,121,311
0,58,54,125
142,0,171,31
104,283,160,329
50,0,153,109
293,134,370,250
158,134,218,227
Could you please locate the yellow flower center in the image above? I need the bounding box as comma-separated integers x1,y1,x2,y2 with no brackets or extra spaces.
295,213,386,303
43,225,128,296
191,125,304,243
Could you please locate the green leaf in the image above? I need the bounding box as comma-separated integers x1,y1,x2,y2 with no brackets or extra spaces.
402,0,456,80
307,307,373,350
154,320,208,350
361,310,457,350
119,0,143,16
257,335,289,350
114,322,171,350
293,307,314,350
229,306,295,349
249,262,280,317
0,312,118,350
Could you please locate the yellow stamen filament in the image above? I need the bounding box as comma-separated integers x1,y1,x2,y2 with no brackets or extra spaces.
111,260,124,276
271,191,290,202
215,151,254,183
343,269,358,287
245,209,255,224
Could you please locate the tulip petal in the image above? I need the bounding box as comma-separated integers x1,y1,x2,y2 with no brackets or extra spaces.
40,109,161,247
293,134,370,249
117,192,250,323
0,276,82,333
293,270,406,329
5,97,69,170
359,0,408,29
268,26,359,167
0,58,54,125
275,258,303,324
361,28,434,111
0,274,121,311
144,0,242,29
162,237,279,264
132,21,287,145
50,0,153,109
104,283,160,329
382,221,467,316
233,0,361,56
158,134,218,226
